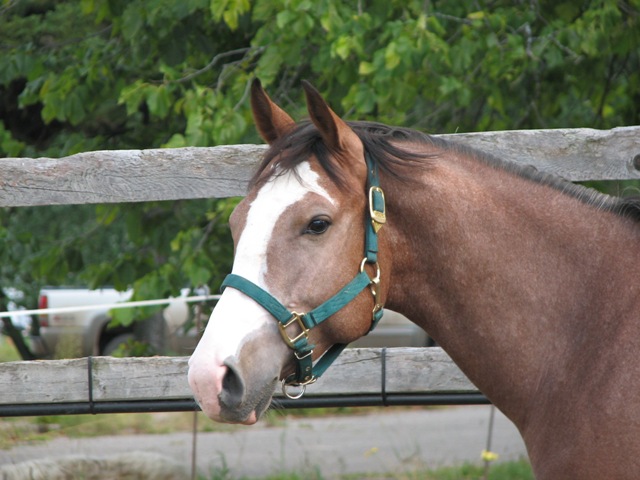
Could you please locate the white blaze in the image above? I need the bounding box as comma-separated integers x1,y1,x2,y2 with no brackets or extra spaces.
233,162,333,285
188,162,334,418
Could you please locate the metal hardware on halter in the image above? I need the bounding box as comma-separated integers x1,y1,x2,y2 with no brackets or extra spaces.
277,312,309,349
281,374,317,399
360,258,383,316
369,186,386,233
370,273,384,316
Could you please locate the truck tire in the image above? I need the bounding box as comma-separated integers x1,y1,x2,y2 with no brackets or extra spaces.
101,333,135,356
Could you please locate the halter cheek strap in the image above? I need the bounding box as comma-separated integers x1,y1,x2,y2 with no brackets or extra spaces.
220,151,386,398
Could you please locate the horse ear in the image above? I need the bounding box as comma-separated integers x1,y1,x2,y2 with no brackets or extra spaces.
250,79,295,144
302,80,360,153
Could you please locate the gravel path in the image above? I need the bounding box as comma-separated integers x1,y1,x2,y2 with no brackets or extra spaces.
0,405,528,478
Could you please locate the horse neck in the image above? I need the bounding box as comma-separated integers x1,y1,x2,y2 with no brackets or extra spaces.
382,152,640,425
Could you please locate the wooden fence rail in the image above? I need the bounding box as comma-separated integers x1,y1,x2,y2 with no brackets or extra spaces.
0,126,639,414
0,348,484,416
1,127,639,208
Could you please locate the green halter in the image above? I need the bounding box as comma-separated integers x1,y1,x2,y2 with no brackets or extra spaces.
220,152,386,399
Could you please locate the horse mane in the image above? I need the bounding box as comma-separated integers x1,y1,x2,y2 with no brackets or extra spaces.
252,121,640,223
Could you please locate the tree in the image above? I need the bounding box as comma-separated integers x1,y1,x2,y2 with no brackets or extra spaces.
1,0,638,343
1,0,250,320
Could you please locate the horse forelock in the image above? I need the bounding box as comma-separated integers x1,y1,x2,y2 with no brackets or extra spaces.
250,121,436,191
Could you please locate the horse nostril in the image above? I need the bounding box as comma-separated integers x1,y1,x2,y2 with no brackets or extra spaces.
220,357,246,408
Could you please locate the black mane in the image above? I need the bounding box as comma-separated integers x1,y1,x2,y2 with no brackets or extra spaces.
252,121,640,223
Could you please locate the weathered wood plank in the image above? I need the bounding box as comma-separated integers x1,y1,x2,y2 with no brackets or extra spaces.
2,127,639,207
0,145,265,208
0,348,477,405
448,126,640,181
0,358,89,404
310,347,477,394
91,356,190,402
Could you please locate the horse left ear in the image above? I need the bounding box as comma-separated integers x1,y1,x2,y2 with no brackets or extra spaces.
302,81,362,155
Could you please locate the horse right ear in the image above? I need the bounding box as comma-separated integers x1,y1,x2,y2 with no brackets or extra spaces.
250,79,295,145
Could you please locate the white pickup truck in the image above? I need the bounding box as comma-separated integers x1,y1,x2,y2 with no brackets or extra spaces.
31,287,206,358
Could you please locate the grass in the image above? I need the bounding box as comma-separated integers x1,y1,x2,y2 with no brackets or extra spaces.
0,336,22,362
416,459,533,479
200,460,533,480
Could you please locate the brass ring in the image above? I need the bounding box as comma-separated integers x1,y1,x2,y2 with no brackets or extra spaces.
359,258,381,282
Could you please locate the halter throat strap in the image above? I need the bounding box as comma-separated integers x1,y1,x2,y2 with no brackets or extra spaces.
220,151,386,397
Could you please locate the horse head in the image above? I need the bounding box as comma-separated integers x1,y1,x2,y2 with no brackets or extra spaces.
188,81,389,423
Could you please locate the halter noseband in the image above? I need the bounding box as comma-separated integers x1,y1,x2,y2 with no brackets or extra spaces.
220,152,386,399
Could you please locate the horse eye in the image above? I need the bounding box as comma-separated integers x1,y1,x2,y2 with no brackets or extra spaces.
305,218,330,235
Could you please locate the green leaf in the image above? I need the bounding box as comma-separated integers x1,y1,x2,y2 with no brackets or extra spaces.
95,205,119,226
184,259,211,286
118,80,149,116
66,93,87,126
163,133,187,148
146,85,172,118
210,0,230,20
276,10,295,29
333,35,352,60
384,42,401,70
255,48,283,84
211,0,250,30
358,61,375,76
110,307,137,328
467,11,486,21
0,124,25,157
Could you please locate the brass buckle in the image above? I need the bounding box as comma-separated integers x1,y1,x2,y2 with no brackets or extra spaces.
360,258,384,316
370,275,383,316
369,186,386,233
277,312,309,349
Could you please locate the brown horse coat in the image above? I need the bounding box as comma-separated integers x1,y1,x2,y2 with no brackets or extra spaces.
189,81,640,479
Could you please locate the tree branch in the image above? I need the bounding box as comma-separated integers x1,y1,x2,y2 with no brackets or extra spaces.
176,47,264,84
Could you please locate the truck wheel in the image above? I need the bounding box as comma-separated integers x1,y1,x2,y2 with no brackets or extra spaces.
102,333,135,356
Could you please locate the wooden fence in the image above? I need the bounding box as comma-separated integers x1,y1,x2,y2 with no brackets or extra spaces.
2,127,639,208
0,348,483,416
0,126,639,415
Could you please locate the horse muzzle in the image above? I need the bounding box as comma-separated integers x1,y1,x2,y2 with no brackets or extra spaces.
188,320,288,424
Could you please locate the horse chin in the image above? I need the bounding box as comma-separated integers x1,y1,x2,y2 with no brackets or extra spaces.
218,374,278,424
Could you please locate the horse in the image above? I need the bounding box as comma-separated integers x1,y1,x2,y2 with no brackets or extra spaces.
188,79,640,479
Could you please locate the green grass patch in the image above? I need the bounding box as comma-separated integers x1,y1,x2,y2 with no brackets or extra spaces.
200,460,533,480
421,459,533,479
201,466,324,480
0,336,22,362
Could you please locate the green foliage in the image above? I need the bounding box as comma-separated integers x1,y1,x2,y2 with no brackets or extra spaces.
251,0,639,131
108,338,156,357
0,0,638,327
